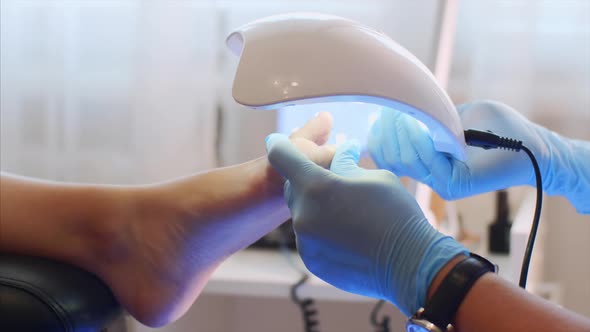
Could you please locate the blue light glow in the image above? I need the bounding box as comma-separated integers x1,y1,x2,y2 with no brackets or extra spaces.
278,102,383,147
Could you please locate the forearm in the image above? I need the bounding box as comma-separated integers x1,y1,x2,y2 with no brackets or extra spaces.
455,274,590,332
428,257,590,332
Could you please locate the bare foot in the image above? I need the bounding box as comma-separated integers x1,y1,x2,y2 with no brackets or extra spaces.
91,113,335,327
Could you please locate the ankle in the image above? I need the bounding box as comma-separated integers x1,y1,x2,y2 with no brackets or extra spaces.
80,186,141,271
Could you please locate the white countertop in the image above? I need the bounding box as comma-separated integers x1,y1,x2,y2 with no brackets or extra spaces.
203,248,514,301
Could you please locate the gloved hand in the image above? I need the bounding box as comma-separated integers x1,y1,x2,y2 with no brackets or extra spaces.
368,100,590,214
266,134,467,316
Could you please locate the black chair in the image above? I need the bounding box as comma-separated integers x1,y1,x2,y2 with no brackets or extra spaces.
0,254,124,332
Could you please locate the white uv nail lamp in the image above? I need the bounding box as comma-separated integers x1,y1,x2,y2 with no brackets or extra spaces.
226,13,467,161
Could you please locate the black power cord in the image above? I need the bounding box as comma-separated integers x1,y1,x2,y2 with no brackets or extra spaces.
464,129,543,289
290,274,320,332
279,222,321,332
370,300,390,332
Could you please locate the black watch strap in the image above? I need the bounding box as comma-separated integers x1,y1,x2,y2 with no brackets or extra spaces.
421,253,497,330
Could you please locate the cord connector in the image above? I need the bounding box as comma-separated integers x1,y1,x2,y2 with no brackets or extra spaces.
464,129,523,151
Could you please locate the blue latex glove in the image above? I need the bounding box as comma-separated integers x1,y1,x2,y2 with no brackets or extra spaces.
266,134,467,316
368,100,590,214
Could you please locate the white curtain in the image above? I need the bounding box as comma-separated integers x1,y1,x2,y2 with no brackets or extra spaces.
0,0,218,184
449,0,590,136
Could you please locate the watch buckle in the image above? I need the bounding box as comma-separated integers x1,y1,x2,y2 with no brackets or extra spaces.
412,308,455,332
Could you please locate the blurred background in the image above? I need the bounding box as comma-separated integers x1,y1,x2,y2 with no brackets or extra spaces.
1,1,589,331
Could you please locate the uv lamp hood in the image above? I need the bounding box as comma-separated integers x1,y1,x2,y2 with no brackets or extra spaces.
227,13,467,161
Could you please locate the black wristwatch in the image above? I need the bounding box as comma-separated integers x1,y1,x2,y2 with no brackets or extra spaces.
406,253,497,332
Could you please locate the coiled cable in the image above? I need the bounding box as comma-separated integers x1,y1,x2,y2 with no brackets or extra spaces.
290,274,320,332
370,300,390,332
279,220,321,332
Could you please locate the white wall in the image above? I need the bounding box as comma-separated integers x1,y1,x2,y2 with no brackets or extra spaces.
127,294,407,332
